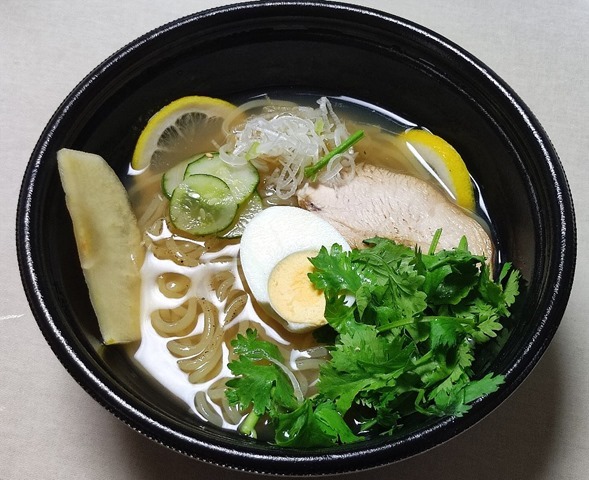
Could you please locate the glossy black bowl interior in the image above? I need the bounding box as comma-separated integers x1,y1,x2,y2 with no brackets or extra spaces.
16,1,576,476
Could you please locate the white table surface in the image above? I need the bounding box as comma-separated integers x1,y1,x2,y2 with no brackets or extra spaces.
2,1,587,478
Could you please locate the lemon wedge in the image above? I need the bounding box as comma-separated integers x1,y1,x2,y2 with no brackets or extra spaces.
131,96,237,172
398,129,476,211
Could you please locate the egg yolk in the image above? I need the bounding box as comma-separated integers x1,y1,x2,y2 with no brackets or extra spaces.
268,250,326,327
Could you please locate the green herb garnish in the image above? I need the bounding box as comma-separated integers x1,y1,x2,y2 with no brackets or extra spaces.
304,130,364,180
226,232,520,447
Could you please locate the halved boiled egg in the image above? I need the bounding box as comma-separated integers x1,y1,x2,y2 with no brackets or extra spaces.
240,206,350,333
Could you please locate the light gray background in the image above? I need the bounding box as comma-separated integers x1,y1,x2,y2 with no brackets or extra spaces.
1,1,587,478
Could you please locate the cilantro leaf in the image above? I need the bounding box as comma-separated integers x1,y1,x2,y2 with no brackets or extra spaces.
308,244,362,295
231,328,284,362
226,330,299,416
319,326,413,413
429,316,469,348
275,400,363,448
226,356,296,415
428,371,505,417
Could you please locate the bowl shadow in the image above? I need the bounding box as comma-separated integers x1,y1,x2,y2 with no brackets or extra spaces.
112,340,562,479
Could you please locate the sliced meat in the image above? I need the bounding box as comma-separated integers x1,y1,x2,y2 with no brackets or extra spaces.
297,163,493,260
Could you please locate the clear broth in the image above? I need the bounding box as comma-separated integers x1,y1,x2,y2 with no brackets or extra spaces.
125,93,497,440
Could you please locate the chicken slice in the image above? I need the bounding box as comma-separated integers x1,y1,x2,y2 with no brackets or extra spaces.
297,163,493,260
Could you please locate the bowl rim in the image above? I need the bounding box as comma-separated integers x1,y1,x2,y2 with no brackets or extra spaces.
16,0,576,475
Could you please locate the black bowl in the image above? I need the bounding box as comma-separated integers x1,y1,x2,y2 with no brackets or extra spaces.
16,1,576,476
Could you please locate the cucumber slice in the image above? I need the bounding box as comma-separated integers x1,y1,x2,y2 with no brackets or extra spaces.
184,153,259,204
220,191,263,238
161,153,205,199
169,174,238,235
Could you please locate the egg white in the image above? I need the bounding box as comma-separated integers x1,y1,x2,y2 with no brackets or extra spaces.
239,206,350,332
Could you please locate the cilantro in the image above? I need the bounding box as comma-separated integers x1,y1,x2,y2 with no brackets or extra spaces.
226,329,362,446
275,400,362,447
226,330,300,435
225,231,520,447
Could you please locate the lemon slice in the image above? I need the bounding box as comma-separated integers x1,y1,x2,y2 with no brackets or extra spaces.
131,96,237,172
399,129,476,211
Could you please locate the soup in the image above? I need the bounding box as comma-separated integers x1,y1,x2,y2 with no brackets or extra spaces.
60,94,519,447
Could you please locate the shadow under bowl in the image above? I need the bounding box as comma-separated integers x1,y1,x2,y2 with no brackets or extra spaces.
16,1,576,476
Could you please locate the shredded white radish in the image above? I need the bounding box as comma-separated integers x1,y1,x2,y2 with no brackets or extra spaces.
219,97,357,200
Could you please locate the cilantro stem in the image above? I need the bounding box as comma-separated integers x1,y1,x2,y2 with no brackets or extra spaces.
377,315,475,333
239,411,260,437
428,228,443,255
304,130,364,180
